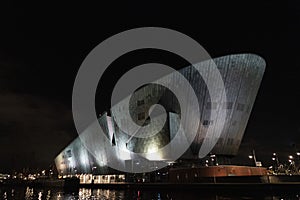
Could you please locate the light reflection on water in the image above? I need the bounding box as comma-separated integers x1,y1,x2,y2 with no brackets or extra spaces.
0,187,299,200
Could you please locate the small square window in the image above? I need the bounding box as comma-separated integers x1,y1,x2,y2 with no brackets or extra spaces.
206,102,217,109
137,99,145,106
237,103,245,111
138,112,145,120
203,120,213,126
217,138,223,146
66,150,72,157
227,138,234,145
231,120,237,126
223,102,233,109
246,105,251,113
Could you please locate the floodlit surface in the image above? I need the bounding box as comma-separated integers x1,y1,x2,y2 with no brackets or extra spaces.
55,53,265,174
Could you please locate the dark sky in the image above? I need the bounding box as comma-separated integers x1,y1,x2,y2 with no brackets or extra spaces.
0,1,298,171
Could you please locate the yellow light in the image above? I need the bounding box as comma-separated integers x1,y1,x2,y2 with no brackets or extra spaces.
145,144,162,160
147,144,158,154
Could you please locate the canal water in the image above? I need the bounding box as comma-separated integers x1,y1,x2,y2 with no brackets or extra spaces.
0,187,299,199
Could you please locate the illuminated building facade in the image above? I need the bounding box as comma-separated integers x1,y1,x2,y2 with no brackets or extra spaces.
55,54,265,179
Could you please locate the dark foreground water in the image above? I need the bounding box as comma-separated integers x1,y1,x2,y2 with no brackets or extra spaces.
0,187,299,200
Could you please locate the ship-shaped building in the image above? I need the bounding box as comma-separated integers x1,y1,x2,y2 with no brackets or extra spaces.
55,54,266,183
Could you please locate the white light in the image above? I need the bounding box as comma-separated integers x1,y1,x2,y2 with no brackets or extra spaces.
118,149,131,160
272,157,276,161
248,155,253,159
145,152,162,161
273,153,276,156
297,152,300,156
289,155,293,159
144,144,162,160
147,145,158,154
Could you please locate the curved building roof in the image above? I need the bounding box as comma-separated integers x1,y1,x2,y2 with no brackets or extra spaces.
55,53,265,174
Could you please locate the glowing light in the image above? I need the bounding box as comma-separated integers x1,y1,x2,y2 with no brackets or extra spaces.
144,144,163,160
146,152,163,160
118,149,131,160
147,144,158,154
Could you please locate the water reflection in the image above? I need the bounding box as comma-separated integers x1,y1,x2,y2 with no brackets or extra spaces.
0,187,299,199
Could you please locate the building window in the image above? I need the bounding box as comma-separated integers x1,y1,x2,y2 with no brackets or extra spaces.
223,102,233,109
66,150,72,157
138,112,145,120
112,134,116,146
231,120,237,126
203,120,213,126
246,105,251,113
137,100,145,106
206,102,217,109
217,138,223,146
237,103,245,111
227,138,234,145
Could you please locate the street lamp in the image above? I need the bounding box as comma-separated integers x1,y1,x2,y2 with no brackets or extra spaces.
248,149,257,166
210,154,217,166
271,153,279,172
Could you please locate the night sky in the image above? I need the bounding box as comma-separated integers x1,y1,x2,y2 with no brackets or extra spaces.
0,1,298,171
